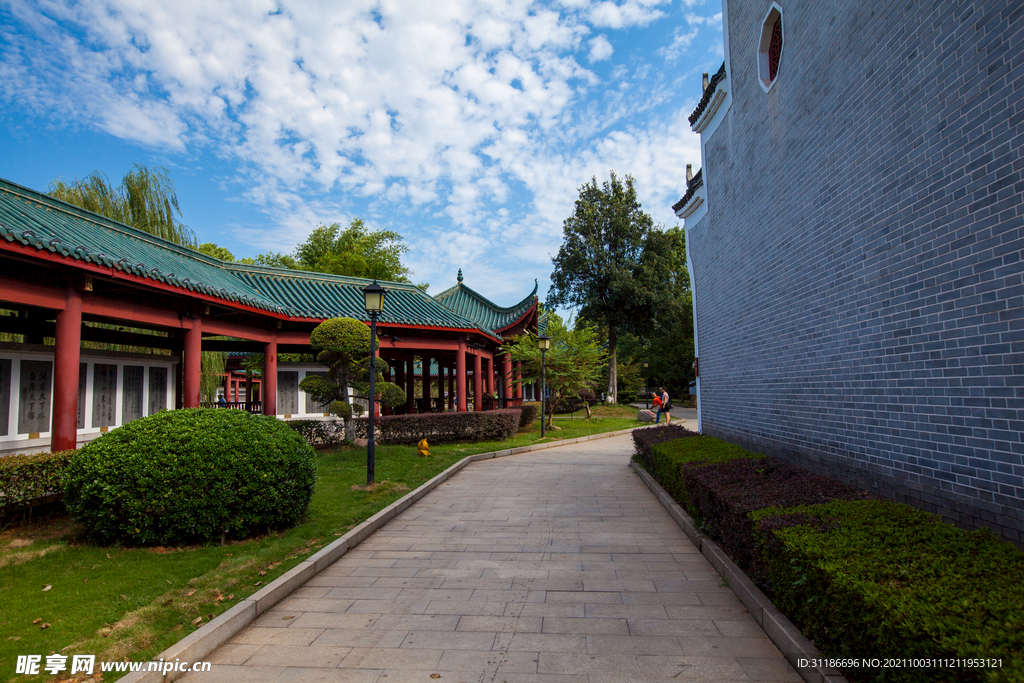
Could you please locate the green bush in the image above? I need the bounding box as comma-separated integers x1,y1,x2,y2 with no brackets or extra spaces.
517,403,539,430
0,449,76,515
752,500,1024,683
64,409,316,546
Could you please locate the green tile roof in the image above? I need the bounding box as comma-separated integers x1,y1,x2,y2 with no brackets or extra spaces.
0,177,502,340
433,268,538,336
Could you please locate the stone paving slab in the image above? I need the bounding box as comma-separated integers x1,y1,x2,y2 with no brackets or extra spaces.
182,432,801,682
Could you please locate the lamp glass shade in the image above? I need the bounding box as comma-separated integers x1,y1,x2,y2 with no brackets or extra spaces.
362,280,387,313
643,362,649,368
537,335,552,350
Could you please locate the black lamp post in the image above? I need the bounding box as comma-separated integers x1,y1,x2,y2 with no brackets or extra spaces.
643,362,649,409
538,334,551,437
362,280,387,485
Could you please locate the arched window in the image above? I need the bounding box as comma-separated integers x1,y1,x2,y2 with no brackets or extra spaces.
757,3,784,92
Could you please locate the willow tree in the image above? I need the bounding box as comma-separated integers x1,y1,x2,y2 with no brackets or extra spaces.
48,164,196,246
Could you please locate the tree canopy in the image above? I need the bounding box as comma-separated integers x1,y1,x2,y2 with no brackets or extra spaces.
547,171,666,404
242,219,414,282
48,164,196,246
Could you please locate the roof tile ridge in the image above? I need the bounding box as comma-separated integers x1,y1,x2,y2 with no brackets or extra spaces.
0,177,208,260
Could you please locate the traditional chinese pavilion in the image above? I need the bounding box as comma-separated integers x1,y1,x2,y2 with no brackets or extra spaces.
0,177,538,455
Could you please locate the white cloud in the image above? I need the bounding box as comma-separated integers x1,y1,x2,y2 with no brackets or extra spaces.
589,0,669,29
588,34,613,62
1,0,715,303
658,26,699,62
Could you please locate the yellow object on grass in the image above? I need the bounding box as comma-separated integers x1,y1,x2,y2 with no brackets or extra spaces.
417,438,430,457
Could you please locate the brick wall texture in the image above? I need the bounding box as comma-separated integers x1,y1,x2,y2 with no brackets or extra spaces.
690,0,1024,546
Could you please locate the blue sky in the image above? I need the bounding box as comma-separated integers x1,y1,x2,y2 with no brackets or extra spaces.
0,0,723,305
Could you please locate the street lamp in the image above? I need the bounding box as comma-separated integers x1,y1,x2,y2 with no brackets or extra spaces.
362,280,387,485
643,362,649,409
537,334,551,437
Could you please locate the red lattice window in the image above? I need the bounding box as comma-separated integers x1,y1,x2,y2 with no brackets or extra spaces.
768,17,782,81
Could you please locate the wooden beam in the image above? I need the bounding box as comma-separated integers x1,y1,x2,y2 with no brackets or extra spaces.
0,275,66,310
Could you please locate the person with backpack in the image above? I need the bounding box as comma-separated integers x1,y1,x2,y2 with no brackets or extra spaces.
658,387,671,424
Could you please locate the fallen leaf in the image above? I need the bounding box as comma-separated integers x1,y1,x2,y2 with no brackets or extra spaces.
40,623,50,629
83,578,88,583
431,675,441,679
254,581,262,587
185,589,196,597
226,594,234,600
258,570,266,576
119,595,127,602
191,616,203,625
7,636,20,641
42,584,52,592
281,615,294,620
32,618,42,624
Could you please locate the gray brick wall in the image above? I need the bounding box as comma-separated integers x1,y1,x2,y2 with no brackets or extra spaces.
690,0,1024,546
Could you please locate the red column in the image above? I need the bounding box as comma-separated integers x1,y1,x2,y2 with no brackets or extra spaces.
503,354,513,403
456,340,467,412
183,313,202,408
51,284,82,452
422,355,431,412
473,352,482,412
263,332,277,416
514,361,522,399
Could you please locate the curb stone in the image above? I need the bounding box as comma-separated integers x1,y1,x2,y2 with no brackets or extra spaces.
120,423,655,682
630,461,850,683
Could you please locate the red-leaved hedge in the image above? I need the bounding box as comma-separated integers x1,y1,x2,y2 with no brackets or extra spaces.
352,409,521,444
683,456,871,588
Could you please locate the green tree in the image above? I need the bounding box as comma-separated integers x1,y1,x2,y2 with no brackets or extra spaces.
502,314,607,429
548,171,662,404
48,164,196,246
197,243,236,261
299,318,404,439
243,220,413,281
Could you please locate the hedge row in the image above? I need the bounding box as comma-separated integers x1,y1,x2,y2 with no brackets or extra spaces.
287,419,346,447
754,501,1024,683
631,423,700,472
352,409,521,444
638,433,1024,683
0,449,76,516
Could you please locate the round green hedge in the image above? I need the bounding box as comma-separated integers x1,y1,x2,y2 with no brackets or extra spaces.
64,409,316,546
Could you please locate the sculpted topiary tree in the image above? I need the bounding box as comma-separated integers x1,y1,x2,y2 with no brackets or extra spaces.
299,317,404,439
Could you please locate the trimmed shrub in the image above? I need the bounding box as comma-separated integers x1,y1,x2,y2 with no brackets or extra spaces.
288,419,345,447
352,409,520,445
64,409,316,546
0,450,76,516
517,403,539,430
684,457,869,584
631,424,701,473
752,500,1024,683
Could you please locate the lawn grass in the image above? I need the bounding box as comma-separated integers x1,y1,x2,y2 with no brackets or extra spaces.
0,414,638,681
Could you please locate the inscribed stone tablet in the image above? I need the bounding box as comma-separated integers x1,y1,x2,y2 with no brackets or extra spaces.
18,360,52,435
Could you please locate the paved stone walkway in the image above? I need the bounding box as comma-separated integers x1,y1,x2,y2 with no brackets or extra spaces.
184,432,800,682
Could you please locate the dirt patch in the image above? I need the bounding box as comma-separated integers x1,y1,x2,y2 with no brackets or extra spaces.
351,481,410,494
0,543,66,569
